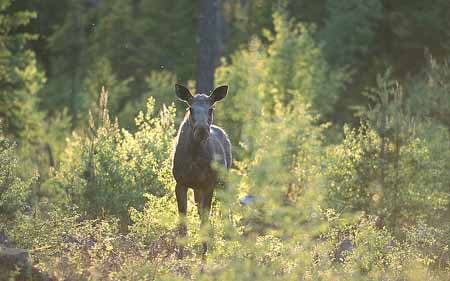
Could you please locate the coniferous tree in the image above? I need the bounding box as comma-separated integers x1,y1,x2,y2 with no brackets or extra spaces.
0,0,45,143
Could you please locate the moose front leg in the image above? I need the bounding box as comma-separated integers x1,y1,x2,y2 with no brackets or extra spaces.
194,189,204,218
175,183,188,232
175,183,188,258
200,187,214,258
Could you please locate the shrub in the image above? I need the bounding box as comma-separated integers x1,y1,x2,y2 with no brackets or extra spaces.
0,134,33,223
215,12,345,150
45,89,176,229
325,72,450,231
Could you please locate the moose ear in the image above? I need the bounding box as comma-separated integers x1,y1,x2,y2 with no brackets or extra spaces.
175,84,192,103
210,85,228,103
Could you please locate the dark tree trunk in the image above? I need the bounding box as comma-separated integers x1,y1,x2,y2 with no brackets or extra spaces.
196,0,222,94
70,1,86,128
381,0,392,66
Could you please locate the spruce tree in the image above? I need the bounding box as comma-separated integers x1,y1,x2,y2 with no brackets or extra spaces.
0,0,45,143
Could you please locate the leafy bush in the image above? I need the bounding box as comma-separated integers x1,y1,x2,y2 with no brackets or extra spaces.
325,73,450,230
0,135,33,222
215,12,345,148
45,89,176,229
2,8,450,281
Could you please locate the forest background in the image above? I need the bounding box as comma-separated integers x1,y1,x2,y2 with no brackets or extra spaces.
1,0,450,280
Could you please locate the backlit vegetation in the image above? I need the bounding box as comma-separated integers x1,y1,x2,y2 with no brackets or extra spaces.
1,2,450,280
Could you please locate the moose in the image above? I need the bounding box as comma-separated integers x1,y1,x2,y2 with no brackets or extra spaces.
172,84,232,257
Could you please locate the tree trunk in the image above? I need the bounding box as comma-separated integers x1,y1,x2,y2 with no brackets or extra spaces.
196,0,222,94
70,1,87,128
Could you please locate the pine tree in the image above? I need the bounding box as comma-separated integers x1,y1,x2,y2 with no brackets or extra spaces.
0,0,45,143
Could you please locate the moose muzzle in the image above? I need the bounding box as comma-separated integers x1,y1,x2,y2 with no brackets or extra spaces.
194,125,210,143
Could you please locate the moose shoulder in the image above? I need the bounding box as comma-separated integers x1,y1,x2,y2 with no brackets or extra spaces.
172,84,232,257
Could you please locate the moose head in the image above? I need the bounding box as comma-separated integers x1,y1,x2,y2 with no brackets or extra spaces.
175,84,228,143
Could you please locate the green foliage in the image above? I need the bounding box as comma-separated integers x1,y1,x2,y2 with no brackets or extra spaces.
266,13,345,115
129,194,179,243
321,0,382,67
0,135,32,222
241,101,325,203
80,57,133,127
226,0,276,48
8,207,123,280
12,0,450,128
326,72,450,230
45,90,176,228
144,71,179,114
43,0,195,126
407,56,450,129
216,12,344,148
1,2,450,280
0,0,45,142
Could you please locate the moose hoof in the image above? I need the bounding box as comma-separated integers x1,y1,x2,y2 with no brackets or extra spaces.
176,246,185,260
177,225,187,237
